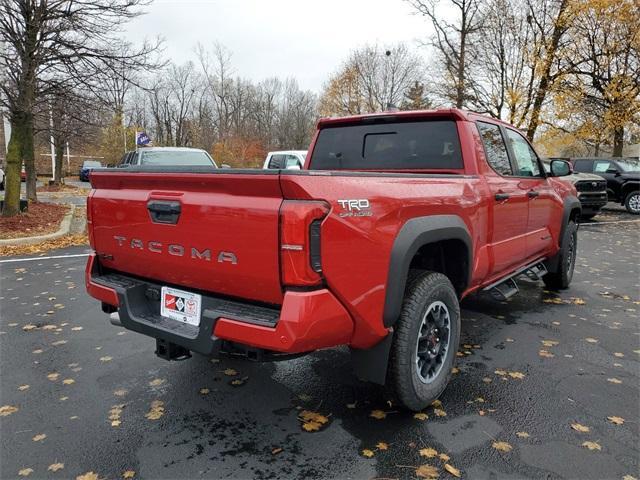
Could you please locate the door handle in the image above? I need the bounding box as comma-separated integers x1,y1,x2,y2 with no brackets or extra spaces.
147,200,181,224
495,193,510,201
527,190,540,198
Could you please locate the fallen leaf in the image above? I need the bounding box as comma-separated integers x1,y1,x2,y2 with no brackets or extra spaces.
22,324,38,331
494,369,507,376
18,385,29,391
76,472,100,480
297,393,312,402
607,378,622,384
0,405,19,416
451,367,460,374
508,371,525,379
585,338,598,343
573,298,586,305
582,441,601,451
47,373,60,381
444,463,461,478
199,388,210,395
51,340,67,346
439,453,450,462
99,356,113,362
346,402,357,409
361,449,375,458
571,422,590,433
32,433,46,442
419,447,438,458
71,326,83,331
223,368,237,376
370,409,387,420
416,464,439,479
607,416,624,425
414,412,428,421
541,340,559,347
622,475,638,480
492,441,513,452
62,378,75,385
230,377,247,386
148,378,165,387
376,442,389,450
516,431,530,438
302,421,322,431
145,400,165,420
613,352,624,358
113,389,128,397
48,463,64,472
431,399,442,408
18,468,33,476
539,350,555,358
111,420,121,427
434,408,447,417
122,471,135,479
271,448,283,455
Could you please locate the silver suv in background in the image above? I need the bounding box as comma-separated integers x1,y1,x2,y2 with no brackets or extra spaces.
262,150,307,170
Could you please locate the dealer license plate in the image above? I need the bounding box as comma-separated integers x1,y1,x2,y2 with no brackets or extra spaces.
160,286,202,326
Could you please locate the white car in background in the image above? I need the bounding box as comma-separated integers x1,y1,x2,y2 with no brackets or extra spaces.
262,150,307,170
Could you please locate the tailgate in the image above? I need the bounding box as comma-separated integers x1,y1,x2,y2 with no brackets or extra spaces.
89,170,283,305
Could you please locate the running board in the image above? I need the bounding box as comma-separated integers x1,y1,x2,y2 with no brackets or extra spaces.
484,260,548,301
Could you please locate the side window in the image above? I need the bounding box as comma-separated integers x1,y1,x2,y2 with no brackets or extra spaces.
268,154,285,169
573,159,591,172
477,122,512,176
505,129,542,177
594,161,612,173
285,155,301,168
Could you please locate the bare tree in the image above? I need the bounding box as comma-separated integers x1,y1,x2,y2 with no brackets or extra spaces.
0,0,161,216
319,43,426,116
407,0,483,108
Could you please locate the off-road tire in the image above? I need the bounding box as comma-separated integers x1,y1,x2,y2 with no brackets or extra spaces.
543,220,578,290
624,191,640,215
388,271,460,411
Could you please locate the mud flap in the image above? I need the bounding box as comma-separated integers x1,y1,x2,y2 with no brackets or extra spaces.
350,332,393,385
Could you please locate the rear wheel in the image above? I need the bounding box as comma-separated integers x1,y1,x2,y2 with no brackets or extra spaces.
624,191,640,215
388,271,460,411
543,220,577,290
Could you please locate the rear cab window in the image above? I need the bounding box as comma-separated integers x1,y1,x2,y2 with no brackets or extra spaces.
309,120,463,172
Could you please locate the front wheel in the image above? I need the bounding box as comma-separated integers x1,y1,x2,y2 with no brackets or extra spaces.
388,271,460,411
624,191,640,215
543,220,577,290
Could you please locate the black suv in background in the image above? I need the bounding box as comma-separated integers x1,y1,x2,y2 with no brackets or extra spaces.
572,158,640,214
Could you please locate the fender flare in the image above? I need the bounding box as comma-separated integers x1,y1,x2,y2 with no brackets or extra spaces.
546,195,580,273
382,215,472,328
351,215,472,386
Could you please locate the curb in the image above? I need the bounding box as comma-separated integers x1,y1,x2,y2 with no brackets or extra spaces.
0,204,76,246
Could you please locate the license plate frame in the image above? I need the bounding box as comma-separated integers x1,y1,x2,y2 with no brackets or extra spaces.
160,286,202,327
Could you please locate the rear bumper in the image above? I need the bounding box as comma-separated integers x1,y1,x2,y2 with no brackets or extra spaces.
85,253,354,355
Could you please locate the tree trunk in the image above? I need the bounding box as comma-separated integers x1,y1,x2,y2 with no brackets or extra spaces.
2,115,25,216
54,138,65,185
22,112,37,202
613,126,624,157
526,0,568,141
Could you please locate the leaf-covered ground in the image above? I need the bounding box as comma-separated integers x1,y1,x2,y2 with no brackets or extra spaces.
0,210,638,479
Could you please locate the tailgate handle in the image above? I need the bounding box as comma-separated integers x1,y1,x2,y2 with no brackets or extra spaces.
147,200,181,224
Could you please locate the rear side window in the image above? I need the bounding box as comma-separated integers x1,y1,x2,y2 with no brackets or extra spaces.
477,122,512,175
310,120,463,170
593,160,612,173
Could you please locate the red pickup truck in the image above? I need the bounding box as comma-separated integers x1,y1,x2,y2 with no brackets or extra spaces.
85,109,580,410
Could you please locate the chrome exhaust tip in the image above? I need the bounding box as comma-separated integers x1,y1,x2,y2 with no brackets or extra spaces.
109,312,122,326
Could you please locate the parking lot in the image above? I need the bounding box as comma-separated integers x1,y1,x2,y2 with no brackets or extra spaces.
0,210,638,480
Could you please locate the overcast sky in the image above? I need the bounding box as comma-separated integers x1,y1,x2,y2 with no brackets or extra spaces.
124,0,433,92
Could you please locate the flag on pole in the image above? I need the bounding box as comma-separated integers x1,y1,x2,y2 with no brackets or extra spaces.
136,131,151,147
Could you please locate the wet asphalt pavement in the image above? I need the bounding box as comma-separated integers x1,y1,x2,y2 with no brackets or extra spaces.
0,210,638,480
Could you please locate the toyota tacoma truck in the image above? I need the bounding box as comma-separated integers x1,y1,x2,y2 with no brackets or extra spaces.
85,109,580,411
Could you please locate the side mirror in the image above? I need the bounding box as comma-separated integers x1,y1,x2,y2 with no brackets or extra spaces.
606,168,620,176
550,159,571,177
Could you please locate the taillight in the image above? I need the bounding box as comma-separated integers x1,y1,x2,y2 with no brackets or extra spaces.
280,200,330,287
86,192,95,249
